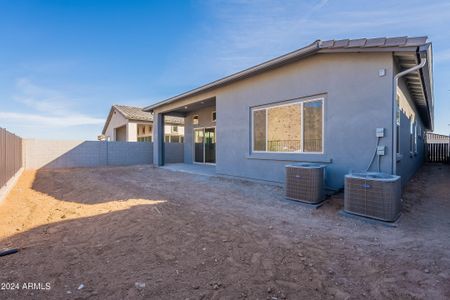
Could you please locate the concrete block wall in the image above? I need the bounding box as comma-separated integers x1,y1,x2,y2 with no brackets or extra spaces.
107,142,153,166
164,143,184,163
24,139,154,170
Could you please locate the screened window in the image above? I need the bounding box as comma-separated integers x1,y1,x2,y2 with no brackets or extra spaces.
212,111,217,122
193,115,199,125
414,123,418,154
396,95,401,154
252,98,323,153
410,118,415,154
410,120,419,154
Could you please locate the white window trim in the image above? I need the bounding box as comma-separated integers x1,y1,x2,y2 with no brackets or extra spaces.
251,97,325,154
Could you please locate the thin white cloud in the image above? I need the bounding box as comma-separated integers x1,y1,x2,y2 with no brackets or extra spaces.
0,112,104,127
1,78,104,130
14,78,76,116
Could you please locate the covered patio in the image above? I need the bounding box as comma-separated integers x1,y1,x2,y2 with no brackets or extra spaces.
151,97,217,167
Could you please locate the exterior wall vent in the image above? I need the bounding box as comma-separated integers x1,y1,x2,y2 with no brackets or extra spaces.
344,172,401,222
285,163,325,204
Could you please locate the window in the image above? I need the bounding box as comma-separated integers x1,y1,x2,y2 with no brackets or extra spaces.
172,125,178,133
409,118,417,154
165,135,171,143
396,94,401,154
414,123,418,154
252,98,323,153
137,136,151,142
193,115,199,125
410,121,419,154
212,111,216,122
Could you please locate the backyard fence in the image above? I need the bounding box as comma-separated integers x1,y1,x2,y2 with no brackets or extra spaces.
426,142,449,163
0,128,23,189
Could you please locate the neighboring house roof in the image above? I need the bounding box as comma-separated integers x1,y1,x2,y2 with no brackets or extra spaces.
114,105,154,122
144,36,433,129
102,105,183,134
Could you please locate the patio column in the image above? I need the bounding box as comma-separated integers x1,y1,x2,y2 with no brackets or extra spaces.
153,112,165,166
126,122,137,142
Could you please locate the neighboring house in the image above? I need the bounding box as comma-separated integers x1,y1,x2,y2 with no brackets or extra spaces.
426,132,449,144
102,105,184,142
145,36,434,189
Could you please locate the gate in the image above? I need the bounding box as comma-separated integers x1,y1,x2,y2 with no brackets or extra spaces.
426,143,449,163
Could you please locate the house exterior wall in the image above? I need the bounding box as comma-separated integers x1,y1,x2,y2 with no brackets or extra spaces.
115,126,127,141
105,109,128,141
395,68,427,186
153,52,398,188
183,106,216,164
126,122,138,142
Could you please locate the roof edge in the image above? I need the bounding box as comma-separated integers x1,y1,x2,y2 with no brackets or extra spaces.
144,36,431,112
101,106,116,134
144,40,321,111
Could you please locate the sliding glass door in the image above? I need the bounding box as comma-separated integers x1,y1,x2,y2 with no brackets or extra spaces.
194,127,216,164
194,129,204,163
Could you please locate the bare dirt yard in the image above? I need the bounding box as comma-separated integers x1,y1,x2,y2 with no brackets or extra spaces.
0,164,449,299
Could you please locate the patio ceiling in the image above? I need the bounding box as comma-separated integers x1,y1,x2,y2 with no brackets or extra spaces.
163,97,216,117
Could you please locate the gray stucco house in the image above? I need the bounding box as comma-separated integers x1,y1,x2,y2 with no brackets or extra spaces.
145,36,434,189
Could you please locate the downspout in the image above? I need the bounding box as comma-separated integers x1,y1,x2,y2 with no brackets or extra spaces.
392,56,427,175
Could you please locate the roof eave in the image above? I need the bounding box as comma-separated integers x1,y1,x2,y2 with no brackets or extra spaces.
101,106,115,134
418,43,434,130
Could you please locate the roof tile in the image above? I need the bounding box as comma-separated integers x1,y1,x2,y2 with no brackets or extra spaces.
332,39,350,48
365,37,387,47
347,38,367,48
114,105,183,124
385,36,408,46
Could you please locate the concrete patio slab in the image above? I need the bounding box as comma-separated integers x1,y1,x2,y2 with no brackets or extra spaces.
161,163,216,176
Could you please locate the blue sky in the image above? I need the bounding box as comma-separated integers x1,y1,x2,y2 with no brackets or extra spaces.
0,0,449,140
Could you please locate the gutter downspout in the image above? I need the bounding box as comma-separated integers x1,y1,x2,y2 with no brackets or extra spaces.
392,56,427,175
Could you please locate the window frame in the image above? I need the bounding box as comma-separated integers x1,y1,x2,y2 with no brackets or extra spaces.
251,97,325,154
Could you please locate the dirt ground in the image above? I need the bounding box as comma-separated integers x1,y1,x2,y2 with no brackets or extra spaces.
0,164,449,300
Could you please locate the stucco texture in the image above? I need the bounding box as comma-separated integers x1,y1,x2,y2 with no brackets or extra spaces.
152,52,428,188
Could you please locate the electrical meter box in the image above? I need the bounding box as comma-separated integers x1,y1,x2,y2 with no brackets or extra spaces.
377,145,386,156
376,128,385,138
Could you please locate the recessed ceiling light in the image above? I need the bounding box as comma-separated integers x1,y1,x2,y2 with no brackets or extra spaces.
184,106,188,109
201,101,204,104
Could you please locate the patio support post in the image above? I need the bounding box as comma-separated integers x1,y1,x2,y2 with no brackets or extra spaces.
153,112,165,166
